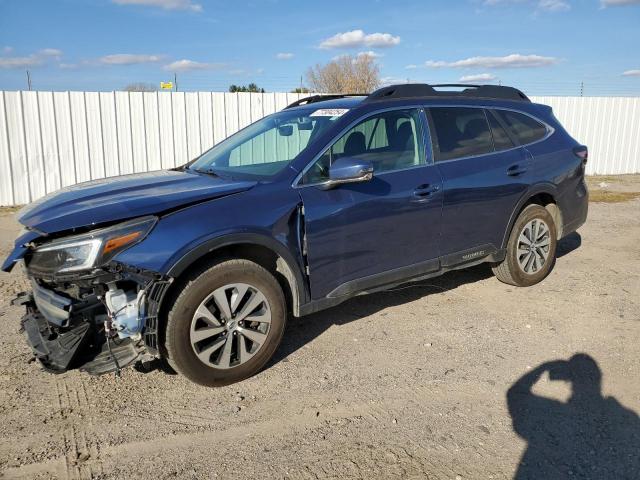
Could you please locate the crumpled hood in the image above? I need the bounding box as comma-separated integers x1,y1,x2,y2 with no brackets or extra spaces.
18,170,256,234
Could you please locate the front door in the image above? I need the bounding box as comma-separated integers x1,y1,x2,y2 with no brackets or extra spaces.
297,108,443,300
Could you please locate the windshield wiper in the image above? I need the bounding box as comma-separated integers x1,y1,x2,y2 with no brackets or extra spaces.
190,166,219,177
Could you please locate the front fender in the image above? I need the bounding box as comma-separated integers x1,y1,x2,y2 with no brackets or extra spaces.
112,186,309,313
166,231,309,313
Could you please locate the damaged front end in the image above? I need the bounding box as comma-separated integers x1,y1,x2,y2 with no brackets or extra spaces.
9,216,172,375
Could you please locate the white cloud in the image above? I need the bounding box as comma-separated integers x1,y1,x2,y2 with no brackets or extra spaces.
0,56,43,69
380,76,417,86
622,69,640,76
276,52,294,60
39,48,63,57
163,59,225,72
2,46,14,54
601,0,640,5
357,50,382,59
537,0,570,11
484,0,570,11
0,48,64,69
331,52,382,63
426,53,559,69
99,53,163,65
319,29,400,49
459,73,498,83
380,77,409,86
112,0,202,12
483,0,521,4
405,64,418,70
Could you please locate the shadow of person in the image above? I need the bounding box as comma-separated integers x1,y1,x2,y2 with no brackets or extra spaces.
507,354,640,479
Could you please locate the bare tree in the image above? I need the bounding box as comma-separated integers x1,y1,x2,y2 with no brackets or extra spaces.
122,82,158,92
306,54,380,94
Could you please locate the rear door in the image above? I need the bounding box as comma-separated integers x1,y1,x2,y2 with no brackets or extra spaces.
297,108,443,300
426,106,530,261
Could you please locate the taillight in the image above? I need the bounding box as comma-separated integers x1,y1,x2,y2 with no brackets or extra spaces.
573,146,588,164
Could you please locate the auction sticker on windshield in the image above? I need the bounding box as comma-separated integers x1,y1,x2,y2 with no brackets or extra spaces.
310,108,349,117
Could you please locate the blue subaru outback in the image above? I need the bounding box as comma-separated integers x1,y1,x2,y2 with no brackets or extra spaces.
2,84,588,386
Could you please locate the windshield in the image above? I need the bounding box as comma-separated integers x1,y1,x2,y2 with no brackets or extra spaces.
189,108,346,179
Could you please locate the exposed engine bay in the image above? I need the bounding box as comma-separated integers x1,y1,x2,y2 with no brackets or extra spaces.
13,261,171,375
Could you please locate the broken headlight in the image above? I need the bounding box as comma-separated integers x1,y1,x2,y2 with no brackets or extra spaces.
29,216,157,274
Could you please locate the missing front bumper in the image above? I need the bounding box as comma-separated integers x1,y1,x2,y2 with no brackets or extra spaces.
11,262,172,375
14,291,147,375
20,306,91,372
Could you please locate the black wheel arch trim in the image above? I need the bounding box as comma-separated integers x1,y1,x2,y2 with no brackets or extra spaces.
166,232,309,317
501,182,560,249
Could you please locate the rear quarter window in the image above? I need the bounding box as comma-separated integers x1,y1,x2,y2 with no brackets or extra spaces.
495,110,548,145
428,107,494,162
487,110,515,151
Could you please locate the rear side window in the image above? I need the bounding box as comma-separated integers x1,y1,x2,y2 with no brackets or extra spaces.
495,110,547,145
428,107,493,161
487,110,515,151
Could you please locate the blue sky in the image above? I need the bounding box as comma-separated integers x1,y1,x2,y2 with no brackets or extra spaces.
0,0,639,95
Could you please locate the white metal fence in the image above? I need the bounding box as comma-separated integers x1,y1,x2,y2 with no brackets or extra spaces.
0,91,638,206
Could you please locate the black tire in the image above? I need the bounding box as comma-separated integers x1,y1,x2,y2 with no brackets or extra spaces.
493,204,558,287
165,259,286,387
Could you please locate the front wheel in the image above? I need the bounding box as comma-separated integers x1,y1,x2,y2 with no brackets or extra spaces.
493,204,558,287
165,259,286,387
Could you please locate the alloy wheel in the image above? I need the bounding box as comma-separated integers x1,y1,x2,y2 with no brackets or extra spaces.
517,218,551,274
190,283,271,369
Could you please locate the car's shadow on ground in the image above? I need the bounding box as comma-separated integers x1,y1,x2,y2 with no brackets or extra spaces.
556,231,581,259
268,263,491,368
268,232,583,368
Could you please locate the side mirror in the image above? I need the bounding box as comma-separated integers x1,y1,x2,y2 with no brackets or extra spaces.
321,157,373,189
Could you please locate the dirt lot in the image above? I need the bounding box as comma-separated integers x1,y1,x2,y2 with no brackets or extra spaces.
0,176,639,479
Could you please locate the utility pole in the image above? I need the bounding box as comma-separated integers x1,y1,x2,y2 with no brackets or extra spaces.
580,81,584,97
174,72,178,92
26,70,32,91
300,75,303,92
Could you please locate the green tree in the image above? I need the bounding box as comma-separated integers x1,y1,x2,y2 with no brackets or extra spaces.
229,83,265,93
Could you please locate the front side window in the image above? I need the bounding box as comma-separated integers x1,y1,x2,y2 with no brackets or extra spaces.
301,108,425,184
189,109,341,179
428,107,494,162
494,110,548,145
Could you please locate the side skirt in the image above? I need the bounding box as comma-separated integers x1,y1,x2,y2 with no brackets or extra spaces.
299,245,504,316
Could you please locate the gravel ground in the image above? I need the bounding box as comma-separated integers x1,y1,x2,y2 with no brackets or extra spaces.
0,176,639,479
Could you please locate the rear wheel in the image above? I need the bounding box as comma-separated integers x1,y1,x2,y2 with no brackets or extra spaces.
493,204,557,287
165,259,286,387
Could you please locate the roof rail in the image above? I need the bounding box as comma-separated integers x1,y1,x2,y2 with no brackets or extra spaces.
364,83,530,103
285,94,367,109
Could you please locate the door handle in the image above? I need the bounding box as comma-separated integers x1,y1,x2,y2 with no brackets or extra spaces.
507,164,528,176
412,184,440,201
